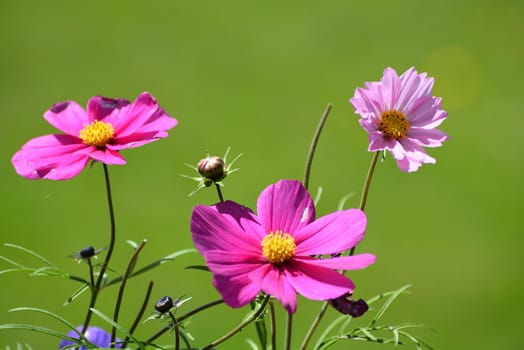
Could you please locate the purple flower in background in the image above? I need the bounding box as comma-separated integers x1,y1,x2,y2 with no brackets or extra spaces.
12,92,177,180
350,67,448,172
59,326,123,349
191,179,376,313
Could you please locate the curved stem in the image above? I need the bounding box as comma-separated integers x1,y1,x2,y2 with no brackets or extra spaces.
121,281,154,348
111,240,147,347
168,312,180,350
303,103,332,191
300,152,380,349
82,164,117,334
201,295,270,350
143,299,224,345
284,311,293,350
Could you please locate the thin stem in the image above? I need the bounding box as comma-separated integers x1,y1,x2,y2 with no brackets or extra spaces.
143,299,224,345
349,151,380,255
168,312,180,350
111,240,147,347
86,258,95,291
201,295,270,350
303,103,332,190
269,301,277,350
122,281,154,348
215,183,225,202
299,152,381,349
82,164,117,334
298,302,328,350
251,300,267,350
284,311,293,350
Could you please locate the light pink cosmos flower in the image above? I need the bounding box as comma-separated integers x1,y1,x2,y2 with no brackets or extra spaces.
191,179,376,313
12,92,177,180
350,67,448,172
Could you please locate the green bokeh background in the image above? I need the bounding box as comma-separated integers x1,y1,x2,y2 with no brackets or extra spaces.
1,0,522,349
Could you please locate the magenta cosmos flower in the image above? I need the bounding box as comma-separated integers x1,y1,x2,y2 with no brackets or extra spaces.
59,326,123,349
12,92,177,180
350,67,448,172
191,179,376,313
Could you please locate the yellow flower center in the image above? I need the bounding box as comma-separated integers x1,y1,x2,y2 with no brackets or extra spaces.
261,231,296,265
378,110,410,139
79,120,115,147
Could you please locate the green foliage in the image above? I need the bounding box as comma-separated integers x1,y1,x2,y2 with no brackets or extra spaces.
315,285,433,350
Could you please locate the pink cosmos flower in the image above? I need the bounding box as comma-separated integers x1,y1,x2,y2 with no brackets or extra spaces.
12,92,177,180
191,179,376,313
350,67,448,172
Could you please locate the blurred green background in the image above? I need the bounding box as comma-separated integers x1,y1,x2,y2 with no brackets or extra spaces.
1,0,522,349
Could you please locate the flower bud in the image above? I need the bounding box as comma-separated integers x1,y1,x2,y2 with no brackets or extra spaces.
155,296,174,314
79,246,96,259
197,156,225,181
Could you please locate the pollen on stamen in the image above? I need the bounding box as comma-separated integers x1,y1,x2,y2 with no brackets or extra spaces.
79,120,115,147
378,110,410,139
261,231,296,265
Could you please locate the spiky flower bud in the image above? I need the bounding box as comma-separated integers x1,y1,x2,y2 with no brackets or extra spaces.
155,296,174,314
197,156,225,182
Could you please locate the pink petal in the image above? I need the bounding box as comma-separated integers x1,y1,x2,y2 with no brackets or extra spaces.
257,180,315,235
191,202,263,253
43,101,91,136
407,128,448,147
261,267,298,313
12,134,89,180
294,209,366,255
204,250,266,276
396,139,436,172
135,107,178,134
87,96,130,121
110,131,168,150
74,148,127,165
295,254,376,270
378,67,400,111
109,92,161,137
213,274,262,309
285,260,354,301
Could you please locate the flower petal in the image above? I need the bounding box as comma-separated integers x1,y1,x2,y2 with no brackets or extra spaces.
74,147,127,165
87,96,130,121
408,128,449,147
257,180,315,235
295,254,376,270
396,139,436,172
43,101,90,136
261,267,298,313
212,272,263,309
204,250,266,276
12,134,89,180
191,201,263,253
109,92,164,137
285,260,354,300
294,209,366,255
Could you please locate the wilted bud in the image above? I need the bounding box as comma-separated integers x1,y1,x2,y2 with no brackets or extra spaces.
79,246,96,259
197,156,225,182
155,296,174,314
329,293,369,317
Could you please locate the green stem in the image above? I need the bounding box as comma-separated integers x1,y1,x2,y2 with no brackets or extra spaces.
299,152,380,350
269,301,277,350
143,299,224,345
215,183,225,202
303,103,332,190
111,240,147,347
201,295,270,350
168,311,180,350
284,311,293,350
121,281,154,348
82,164,117,334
